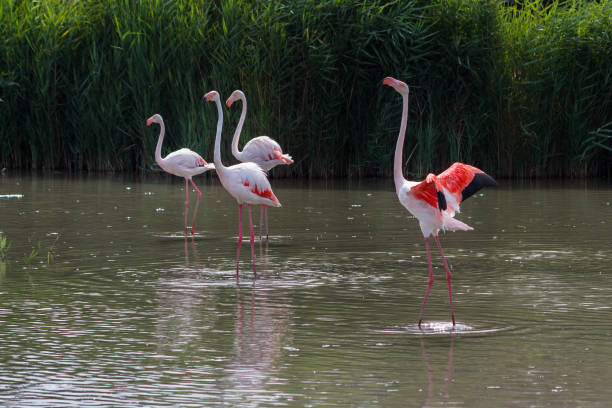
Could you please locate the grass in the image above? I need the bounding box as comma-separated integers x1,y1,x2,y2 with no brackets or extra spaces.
0,0,610,178
0,234,9,262
0,232,60,272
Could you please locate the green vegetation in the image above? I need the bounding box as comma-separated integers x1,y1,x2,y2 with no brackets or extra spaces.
0,233,59,270
46,233,60,264
0,234,9,261
25,249,38,265
0,0,610,177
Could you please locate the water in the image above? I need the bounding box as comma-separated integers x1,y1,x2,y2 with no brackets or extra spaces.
1,174,611,407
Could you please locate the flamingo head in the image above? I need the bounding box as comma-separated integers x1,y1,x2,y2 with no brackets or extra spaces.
225,90,245,108
146,114,162,126
382,77,409,95
203,91,219,104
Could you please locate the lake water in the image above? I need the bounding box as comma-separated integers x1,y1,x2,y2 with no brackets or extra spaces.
1,174,611,407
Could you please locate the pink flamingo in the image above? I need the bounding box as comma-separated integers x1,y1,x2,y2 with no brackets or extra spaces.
226,90,293,239
203,91,281,277
382,77,497,328
146,114,215,235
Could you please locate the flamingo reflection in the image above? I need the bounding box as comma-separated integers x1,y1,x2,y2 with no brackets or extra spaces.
420,334,454,407
218,281,292,404
233,235,270,283
183,234,199,268
154,236,217,358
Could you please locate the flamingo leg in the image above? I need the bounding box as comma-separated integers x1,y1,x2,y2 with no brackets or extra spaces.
264,204,269,240
434,235,456,326
418,237,434,328
189,178,202,235
259,205,264,240
184,179,189,235
248,204,256,278
236,204,243,275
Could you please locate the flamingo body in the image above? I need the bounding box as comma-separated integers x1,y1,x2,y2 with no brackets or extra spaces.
146,114,215,234
237,136,293,171
157,148,213,179
216,161,281,207
382,76,497,327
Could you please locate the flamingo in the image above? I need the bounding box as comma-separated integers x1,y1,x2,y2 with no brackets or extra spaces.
382,77,497,328
203,91,281,277
146,114,215,235
226,90,293,240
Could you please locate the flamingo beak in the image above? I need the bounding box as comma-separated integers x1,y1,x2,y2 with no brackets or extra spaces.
146,118,153,126
203,92,215,103
226,97,234,108
382,77,395,87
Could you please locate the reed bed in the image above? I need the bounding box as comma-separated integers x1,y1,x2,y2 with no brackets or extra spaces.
0,0,610,177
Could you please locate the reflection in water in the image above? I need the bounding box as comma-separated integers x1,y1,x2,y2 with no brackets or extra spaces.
219,281,292,406
420,335,454,407
183,235,199,267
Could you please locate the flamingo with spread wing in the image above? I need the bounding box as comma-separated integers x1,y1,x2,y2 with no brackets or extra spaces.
382,77,497,327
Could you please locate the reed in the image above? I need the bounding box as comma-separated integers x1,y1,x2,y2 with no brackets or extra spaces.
0,0,610,177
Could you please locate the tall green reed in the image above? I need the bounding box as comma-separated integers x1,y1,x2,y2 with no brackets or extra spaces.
0,0,610,177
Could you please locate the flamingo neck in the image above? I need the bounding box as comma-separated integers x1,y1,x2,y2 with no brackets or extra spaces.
231,93,247,162
394,92,409,192
154,119,166,167
212,97,226,172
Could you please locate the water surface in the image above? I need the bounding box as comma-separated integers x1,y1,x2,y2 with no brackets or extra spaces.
1,174,611,407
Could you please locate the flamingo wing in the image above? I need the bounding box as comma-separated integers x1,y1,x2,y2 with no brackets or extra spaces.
435,163,497,214
234,162,281,206
162,149,211,177
242,136,280,159
241,136,293,168
409,178,439,209
408,163,497,214
165,149,207,169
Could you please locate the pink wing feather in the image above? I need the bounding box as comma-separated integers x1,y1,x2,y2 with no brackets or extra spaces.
410,163,497,213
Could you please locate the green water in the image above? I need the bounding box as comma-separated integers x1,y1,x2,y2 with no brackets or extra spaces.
1,174,611,407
